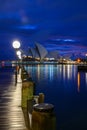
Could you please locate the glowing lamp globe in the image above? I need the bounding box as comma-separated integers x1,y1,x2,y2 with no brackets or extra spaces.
12,41,21,49
16,50,21,56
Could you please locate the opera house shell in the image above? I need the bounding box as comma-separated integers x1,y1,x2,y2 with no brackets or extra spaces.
28,42,58,60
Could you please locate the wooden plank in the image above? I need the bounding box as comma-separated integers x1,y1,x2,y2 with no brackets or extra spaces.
0,69,28,130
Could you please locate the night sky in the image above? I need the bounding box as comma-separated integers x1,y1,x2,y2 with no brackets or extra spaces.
0,0,87,60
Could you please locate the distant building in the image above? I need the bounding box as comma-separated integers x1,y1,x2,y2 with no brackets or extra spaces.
27,42,59,61
35,42,48,59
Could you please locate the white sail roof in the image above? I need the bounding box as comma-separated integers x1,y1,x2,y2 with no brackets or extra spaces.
30,47,40,58
35,42,48,59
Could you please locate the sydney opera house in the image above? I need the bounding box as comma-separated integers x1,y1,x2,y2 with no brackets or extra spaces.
23,42,59,62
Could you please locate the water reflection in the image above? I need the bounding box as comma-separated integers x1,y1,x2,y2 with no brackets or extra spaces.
77,71,87,92
26,65,75,82
25,64,87,93
77,72,80,93
85,73,87,85
25,64,87,130
49,65,53,81
37,64,40,80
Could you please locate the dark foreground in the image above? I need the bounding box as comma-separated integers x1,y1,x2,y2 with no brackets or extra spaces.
0,67,27,130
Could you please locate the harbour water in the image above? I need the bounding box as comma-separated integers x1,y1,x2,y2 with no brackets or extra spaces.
0,65,87,130
25,64,87,130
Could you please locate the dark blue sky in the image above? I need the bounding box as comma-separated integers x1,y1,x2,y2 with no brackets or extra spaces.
0,0,87,60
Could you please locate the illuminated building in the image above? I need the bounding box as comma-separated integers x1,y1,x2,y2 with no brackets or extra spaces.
27,42,58,61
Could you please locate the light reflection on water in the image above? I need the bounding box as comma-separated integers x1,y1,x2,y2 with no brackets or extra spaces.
85,73,87,85
26,64,87,91
77,72,80,93
25,64,87,130
26,64,78,86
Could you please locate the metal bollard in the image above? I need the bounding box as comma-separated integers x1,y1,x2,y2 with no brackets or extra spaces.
32,103,56,130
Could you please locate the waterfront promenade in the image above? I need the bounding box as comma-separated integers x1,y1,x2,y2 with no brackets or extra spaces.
0,67,27,130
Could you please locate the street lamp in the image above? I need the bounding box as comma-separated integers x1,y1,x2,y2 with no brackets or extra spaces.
12,40,21,49
12,40,21,85
12,40,21,64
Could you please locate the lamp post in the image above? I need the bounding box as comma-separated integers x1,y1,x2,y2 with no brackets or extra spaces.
16,50,22,59
12,40,21,85
12,40,21,64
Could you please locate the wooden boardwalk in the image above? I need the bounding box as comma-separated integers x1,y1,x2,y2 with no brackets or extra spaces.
0,68,27,130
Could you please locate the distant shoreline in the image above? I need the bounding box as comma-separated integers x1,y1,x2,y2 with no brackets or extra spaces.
0,60,87,67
